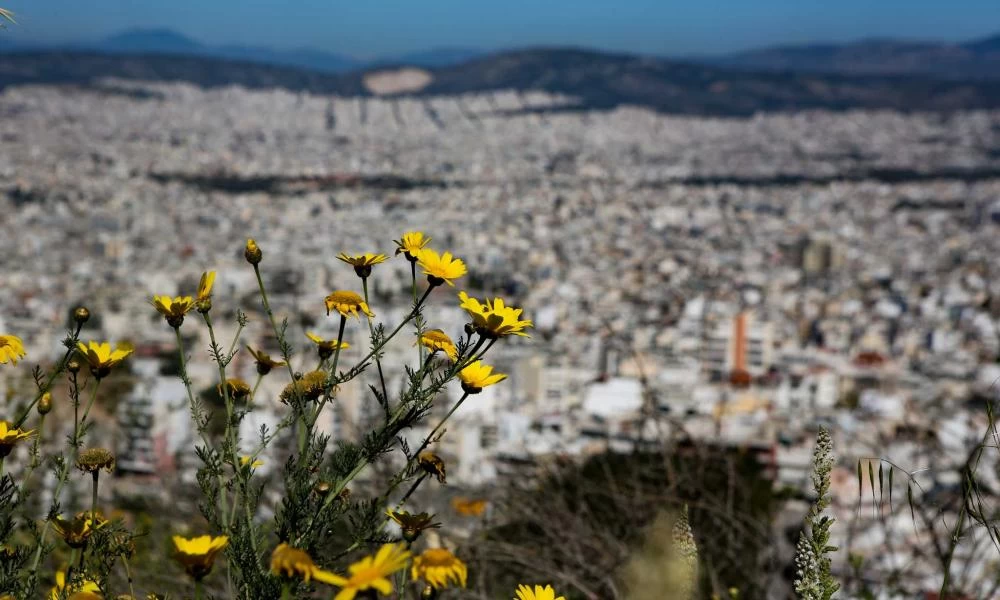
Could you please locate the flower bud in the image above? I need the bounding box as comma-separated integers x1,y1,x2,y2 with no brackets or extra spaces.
73,306,90,325
421,585,439,599
244,238,262,265
67,359,81,374
38,392,52,415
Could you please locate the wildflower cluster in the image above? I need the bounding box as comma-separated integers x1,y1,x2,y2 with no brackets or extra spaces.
0,230,564,599
793,427,839,600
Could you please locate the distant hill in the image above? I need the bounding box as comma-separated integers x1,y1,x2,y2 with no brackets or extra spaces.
706,33,1000,79
0,28,478,73
5,47,1000,116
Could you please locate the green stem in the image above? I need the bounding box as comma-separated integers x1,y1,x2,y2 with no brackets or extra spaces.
250,372,263,405
122,555,136,599
194,580,203,600
75,381,102,455
411,260,422,368
13,322,83,428
90,471,100,518
413,392,469,459
310,315,346,427
30,460,71,573
174,326,226,530
362,277,390,409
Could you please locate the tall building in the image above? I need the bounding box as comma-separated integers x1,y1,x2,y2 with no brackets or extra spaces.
703,311,774,378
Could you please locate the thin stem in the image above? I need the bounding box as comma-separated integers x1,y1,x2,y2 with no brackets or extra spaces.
31,461,71,573
413,392,470,459
174,326,227,531
362,277,390,409
75,381,102,455
310,315,347,427
90,471,100,518
411,260,422,368
122,555,136,599
194,580,203,600
250,372,264,405
14,322,83,428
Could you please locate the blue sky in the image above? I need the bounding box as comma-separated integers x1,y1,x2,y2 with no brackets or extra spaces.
3,0,1000,57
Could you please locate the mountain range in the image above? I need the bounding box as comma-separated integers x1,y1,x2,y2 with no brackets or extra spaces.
707,33,1000,79
4,29,1000,116
0,28,486,71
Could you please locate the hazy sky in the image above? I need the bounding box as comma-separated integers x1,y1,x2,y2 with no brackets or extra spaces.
3,0,1000,57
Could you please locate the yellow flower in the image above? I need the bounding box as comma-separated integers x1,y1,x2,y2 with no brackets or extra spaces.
269,542,341,584
416,249,466,287
196,271,216,312
306,332,350,360
458,292,533,338
418,452,447,484
240,456,263,469
151,295,195,327
280,370,330,403
246,345,286,375
50,571,101,600
76,341,133,378
451,497,488,517
386,510,440,542
337,253,388,278
217,378,252,400
0,334,25,365
52,511,107,549
323,543,411,600
394,231,431,261
245,238,262,265
172,534,228,581
458,361,507,394
418,329,458,361
0,421,34,458
325,291,374,320
412,548,468,590
514,585,565,600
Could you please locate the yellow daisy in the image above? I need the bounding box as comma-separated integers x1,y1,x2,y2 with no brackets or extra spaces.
0,334,25,365
337,253,388,278
52,511,107,549
416,249,467,287
458,361,507,394
49,571,101,600
270,542,341,584
280,370,331,403
386,510,441,542
323,543,411,600
325,291,374,320
0,421,34,458
515,585,566,600
418,452,447,484
196,270,216,312
458,292,533,338
412,548,468,590
151,295,195,327
306,332,350,360
76,341,133,379
172,534,228,581
239,455,264,469
452,497,488,517
217,378,252,400
245,238,262,265
394,231,431,261
418,329,458,361
246,345,286,375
